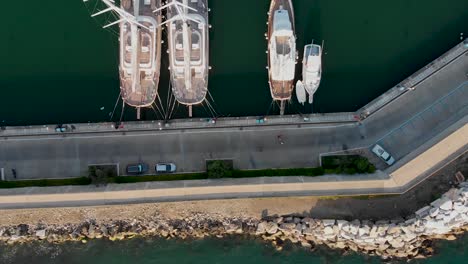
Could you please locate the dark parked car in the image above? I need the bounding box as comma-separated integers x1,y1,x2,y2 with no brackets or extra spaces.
126,163,149,175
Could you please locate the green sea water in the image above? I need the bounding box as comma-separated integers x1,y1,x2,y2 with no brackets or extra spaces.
0,0,467,262
0,235,467,264
0,0,466,125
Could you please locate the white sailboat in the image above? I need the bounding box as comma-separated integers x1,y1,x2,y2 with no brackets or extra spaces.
302,42,322,104
155,0,210,117
295,80,306,105
84,0,162,119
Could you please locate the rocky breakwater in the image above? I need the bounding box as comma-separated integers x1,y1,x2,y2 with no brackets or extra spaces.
0,214,258,245
0,182,467,259
257,182,468,259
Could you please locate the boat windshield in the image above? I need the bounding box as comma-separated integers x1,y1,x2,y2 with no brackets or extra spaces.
311,45,320,55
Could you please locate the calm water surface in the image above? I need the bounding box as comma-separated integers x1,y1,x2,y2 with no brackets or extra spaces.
0,0,466,125
1,1,467,262
0,235,467,264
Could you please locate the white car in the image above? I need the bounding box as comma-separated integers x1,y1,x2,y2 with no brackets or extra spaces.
155,163,177,173
371,144,395,165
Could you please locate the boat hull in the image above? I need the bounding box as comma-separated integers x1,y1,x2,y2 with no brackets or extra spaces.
295,80,306,104
267,0,296,101
302,44,322,103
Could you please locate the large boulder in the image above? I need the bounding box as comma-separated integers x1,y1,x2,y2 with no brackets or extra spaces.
265,222,278,235
302,228,314,236
442,211,460,224
440,200,454,211
225,223,242,234
429,208,439,218
256,222,267,234
453,202,467,213
322,219,335,226
386,224,400,235
335,241,347,249
378,243,390,251
358,226,370,237
389,238,405,249
425,220,445,229
415,206,431,218
340,232,354,240
35,229,46,239
368,226,379,238
323,226,335,236
279,223,296,231
270,217,282,224
376,226,388,236
337,220,349,229
431,197,451,210
88,224,96,239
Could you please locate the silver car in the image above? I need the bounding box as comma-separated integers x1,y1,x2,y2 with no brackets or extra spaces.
155,163,177,173
371,144,395,165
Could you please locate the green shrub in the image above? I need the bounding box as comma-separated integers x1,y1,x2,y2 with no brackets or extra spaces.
207,160,233,179
231,167,324,178
367,164,376,173
88,165,117,186
321,155,376,175
344,168,357,174
355,157,370,173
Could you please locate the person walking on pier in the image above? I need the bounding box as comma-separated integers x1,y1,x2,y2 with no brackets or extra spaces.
277,135,284,145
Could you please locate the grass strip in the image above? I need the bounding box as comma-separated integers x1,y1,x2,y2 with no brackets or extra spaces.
114,173,208,183
0,168,323,188
114,167,325,184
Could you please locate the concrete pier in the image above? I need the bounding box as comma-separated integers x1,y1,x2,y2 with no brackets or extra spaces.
0,40,467,205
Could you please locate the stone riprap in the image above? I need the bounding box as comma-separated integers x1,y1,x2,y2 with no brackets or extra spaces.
0,181,467,260
257,182,468,259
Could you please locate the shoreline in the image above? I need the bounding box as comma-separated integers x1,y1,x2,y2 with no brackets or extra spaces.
1,181,467,260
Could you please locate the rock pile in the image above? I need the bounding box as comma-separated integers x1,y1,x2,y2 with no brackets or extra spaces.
0,214,258,244
0,182,467,260
255,182,468,259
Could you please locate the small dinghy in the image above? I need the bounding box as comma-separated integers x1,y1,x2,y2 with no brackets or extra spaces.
295,80,306,105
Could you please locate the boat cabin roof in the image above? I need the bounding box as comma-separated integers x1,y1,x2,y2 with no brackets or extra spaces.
273,10,292,34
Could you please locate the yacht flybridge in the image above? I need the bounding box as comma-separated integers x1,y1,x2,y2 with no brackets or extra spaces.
85,0,162,119
156,0,210,117
267,0,297,115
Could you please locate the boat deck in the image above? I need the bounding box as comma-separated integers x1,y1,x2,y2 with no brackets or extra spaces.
119,0,162,108
269,80,295,100
167,0,209,106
